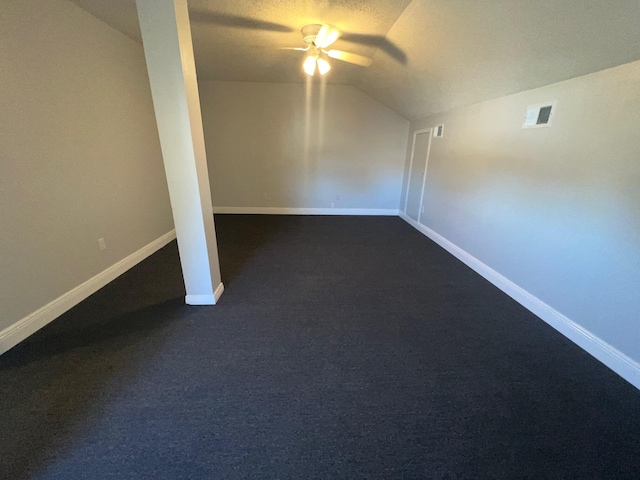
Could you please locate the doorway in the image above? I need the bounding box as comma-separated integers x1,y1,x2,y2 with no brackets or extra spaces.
403,129,432,223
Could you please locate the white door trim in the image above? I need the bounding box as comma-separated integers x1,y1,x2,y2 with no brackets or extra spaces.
403,128,433,220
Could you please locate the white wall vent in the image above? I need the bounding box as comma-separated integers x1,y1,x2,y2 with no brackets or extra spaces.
523,102,556,128
434,124,444,137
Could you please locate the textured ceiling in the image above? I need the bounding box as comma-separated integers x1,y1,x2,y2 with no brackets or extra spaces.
69,0,640,120
355,0,640,119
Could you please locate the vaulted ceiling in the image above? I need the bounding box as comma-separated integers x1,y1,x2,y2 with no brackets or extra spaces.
69,0,640,120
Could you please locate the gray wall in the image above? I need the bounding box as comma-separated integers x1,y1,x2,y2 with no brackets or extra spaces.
0,0,173,331
402,60,640,362
200,81,409,210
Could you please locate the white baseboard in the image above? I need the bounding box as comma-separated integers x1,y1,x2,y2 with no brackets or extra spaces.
185,282,224,305
0,230,177,355
399,212,640,390
214,281,225,303
213,206,399,216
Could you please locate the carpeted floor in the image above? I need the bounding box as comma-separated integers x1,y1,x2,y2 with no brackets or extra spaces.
1,215,639,479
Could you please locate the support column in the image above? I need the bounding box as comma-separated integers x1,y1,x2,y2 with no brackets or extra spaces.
136,0,223,305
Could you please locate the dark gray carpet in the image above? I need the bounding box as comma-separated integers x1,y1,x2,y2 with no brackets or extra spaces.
1,215,639,479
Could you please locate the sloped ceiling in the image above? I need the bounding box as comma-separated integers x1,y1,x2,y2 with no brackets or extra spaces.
69,0,640,120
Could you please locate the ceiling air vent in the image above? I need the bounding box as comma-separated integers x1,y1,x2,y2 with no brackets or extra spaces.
434,124,444,137
523,102,556,128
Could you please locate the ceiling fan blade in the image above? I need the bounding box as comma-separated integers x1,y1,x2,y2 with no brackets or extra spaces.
277,47,309,51
314,24,341,48
339,32,407,64
326,50,373,67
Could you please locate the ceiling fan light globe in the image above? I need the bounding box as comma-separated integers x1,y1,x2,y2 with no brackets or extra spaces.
303,55,317,76
317,58,331,75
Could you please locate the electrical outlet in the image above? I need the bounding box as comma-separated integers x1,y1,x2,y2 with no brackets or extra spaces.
330,202,335,208
98,237,107,251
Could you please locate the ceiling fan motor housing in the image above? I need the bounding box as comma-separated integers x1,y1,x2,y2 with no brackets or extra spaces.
301,24,323,44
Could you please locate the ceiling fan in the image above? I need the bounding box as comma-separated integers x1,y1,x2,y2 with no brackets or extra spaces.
284,24,374,76
189,11,407,67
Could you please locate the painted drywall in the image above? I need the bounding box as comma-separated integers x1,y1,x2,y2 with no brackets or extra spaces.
402,60,640,363
137,0,222,305
0,0,173,332
199,81,409,211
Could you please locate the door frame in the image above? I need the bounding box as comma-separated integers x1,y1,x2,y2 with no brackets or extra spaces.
403,128,433,224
